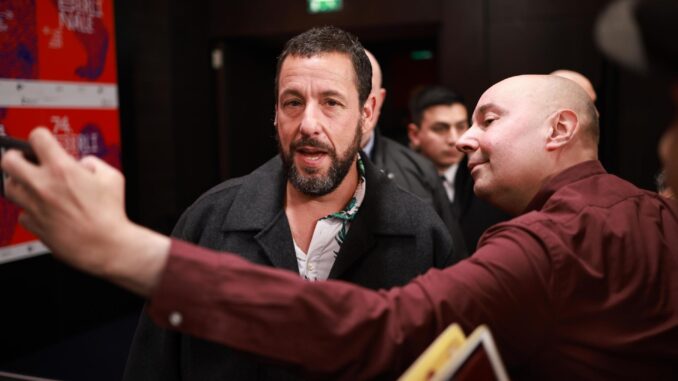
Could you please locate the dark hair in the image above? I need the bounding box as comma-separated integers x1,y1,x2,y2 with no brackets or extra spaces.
409,85,465,125
274,26,372,106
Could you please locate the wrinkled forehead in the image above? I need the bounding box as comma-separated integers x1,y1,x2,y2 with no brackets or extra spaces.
278,53,358,96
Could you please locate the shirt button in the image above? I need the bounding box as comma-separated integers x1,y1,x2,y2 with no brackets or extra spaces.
169,311,183,327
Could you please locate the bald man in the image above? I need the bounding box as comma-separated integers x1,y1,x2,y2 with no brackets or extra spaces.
361,50,466,254
3,75,678,380
550,69,597,102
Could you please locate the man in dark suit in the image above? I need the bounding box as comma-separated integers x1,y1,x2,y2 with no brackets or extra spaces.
122,26,462,381
360,50,466,255
407,86,509,250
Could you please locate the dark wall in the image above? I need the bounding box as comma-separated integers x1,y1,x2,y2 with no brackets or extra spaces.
438,0,669,188
119,0,217,234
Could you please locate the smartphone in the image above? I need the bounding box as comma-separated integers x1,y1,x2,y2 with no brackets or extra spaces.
0,135,39,197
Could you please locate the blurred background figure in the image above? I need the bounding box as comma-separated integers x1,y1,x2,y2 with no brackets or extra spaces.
657,127,675,199
551,69,598,102
361,51,466,254
407,85,509,250
595,0,678,196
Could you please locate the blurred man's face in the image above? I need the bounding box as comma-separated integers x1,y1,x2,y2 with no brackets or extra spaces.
408,103,468,172
276,53,370,196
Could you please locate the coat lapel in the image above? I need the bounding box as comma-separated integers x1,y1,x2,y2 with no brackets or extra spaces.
327,209,377,279
328,153,381,279
254,210,299,272
221,156,298,272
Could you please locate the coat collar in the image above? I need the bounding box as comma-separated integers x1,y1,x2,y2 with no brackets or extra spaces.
221,156,298,271
222,156,286,232
221,153,416,278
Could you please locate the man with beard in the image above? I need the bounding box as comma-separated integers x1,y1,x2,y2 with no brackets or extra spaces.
121,26,460,380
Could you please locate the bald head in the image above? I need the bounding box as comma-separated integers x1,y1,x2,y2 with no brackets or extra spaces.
365,50,382,91
550,70,597,102
458,75,600,214
493,74,599,148
362,50,387,147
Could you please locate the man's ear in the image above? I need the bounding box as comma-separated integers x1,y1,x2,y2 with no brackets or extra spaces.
407,123,421,149
273,109,279,128
546,109,578,151
378,88,387,107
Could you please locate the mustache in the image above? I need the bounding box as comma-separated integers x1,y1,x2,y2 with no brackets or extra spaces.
290,137,333,153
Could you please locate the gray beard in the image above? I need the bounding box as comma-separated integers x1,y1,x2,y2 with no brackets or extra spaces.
280,121,362,196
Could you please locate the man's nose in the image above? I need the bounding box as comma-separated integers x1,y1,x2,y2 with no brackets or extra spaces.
447,129,462,144
456,127,479,153
299,103,322,136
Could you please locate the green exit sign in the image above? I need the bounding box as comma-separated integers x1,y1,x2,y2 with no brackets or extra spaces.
307,0,343,13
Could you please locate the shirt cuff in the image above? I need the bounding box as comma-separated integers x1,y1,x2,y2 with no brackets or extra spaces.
147,239,220,334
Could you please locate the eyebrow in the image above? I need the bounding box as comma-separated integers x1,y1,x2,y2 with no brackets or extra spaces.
474,103,507,119
319,90,348,102
279,88,303,100
431,121,451,128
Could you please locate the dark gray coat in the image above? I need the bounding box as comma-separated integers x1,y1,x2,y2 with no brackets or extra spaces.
123,154,461,381
369,132,467,256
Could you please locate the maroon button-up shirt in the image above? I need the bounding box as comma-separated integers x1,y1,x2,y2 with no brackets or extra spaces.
149,160,678,380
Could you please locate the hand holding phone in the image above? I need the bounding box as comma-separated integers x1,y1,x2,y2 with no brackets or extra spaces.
0,135,39,197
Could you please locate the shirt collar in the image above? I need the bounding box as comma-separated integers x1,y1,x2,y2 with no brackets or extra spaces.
322,155,366,222
523,160,607,213
441,163,460,183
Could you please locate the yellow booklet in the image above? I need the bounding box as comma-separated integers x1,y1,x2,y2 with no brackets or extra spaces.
399,324,510,381
398,324,467,381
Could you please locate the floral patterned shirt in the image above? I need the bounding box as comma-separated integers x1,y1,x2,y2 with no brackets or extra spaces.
295,157,366,281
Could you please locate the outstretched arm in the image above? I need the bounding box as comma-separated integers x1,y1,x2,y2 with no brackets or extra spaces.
1,128,169,295
1,128,551,379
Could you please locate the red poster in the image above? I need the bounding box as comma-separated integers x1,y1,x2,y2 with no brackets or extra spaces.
0,108,121,253
1,107,120,164
1,0,117,83
0,0,119,264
